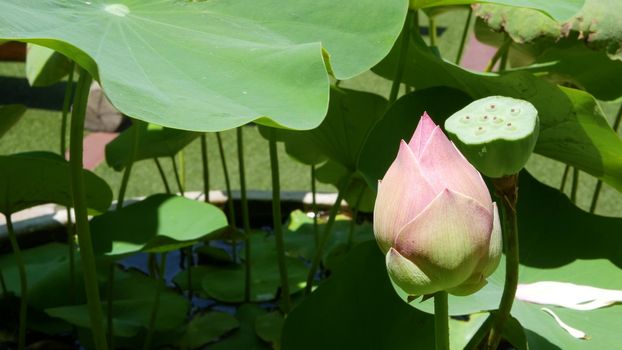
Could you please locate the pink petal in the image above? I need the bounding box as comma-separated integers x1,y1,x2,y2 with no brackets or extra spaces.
516,282,622,311
481,202,502,277
408,112,437,158
373,141,436,254
394,189,492,290
418,127,492,210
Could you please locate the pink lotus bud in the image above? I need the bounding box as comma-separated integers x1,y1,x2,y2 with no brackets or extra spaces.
373,112,502,296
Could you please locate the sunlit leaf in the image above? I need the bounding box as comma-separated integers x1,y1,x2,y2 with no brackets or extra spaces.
0,0,407,131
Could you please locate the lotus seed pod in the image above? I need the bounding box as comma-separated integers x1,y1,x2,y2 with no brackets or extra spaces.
444,96,539,178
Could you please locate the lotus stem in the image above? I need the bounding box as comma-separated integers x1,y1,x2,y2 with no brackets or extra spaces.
590,103,622,213
106,265,115,350
153,158,171,194
305,178,350,295
388,10,414,105
347,186,366,249
200,134,210,202
216,131,238,262
434,291,450,350
61,61,76,305
171,155,185,196
455,8,472,65
143,253,168,350
0,268,7,296
311,164,319,248
429,16,438,48
116,119,141,209
268,129,291,313
237,127,252,302
559,165,570,191
570,168,579,204
485,34,511,73
69,67,108,350
487,174,519,350
5,215,27,350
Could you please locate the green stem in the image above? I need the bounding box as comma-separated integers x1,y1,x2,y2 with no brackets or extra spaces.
590,104,622,213
116,120,141,210
200,134,210,202
305,180,349,295
171,155,185,196
485,34,511,73
66,208,76,303
388,11,414,105
560,165,570,192
434,291,450,350
268,129,291,313
570,168,579,204
5,215,27,350
143,253,167,350
487,175,519,350
455,8,472,65
179,150,186,193
429,15,438,48
347,186,366,249
60,62,75,156
0,268,7,297
153,158,171,194
216,132,238,262
311,164,319,249
106,265,115,350
69,67,108,350
61,62,76,305
237,127,252,302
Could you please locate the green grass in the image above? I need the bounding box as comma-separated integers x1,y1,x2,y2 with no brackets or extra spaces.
1,12,621,217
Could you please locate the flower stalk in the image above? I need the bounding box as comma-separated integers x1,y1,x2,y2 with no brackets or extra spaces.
486,174,519,350
434,291,450,350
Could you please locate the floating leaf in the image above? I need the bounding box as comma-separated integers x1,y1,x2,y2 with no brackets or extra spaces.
200,233,307,303
105,123,200,171
209,304,270,350
0,104,26,138
46,270,189,338
25,44,71,87
0,152,112,214
91,194,227,257
178,312,240,349
0,0,407,131
254,311,284,346
473,3,560,43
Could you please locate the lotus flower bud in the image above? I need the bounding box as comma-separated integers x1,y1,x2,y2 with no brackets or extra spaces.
444,96,539,178
373,113,501,297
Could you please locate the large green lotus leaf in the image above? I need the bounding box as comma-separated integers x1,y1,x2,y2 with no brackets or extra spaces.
563,0,622,60
105,122,200,171
282,241,435,350
0,0,407,131
509,41,622,101
358,87,472,189
410,1,583,21
0,243,87,310
0,104,26,138
90,194,227,256
25,44,72,87
177,312,240,350
46,270,189,338
386,173,622,349
259,87,387,168
0,152,112,214
200,233,308,303
473,3,560,43
373,35,622,191
209,304,270,350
